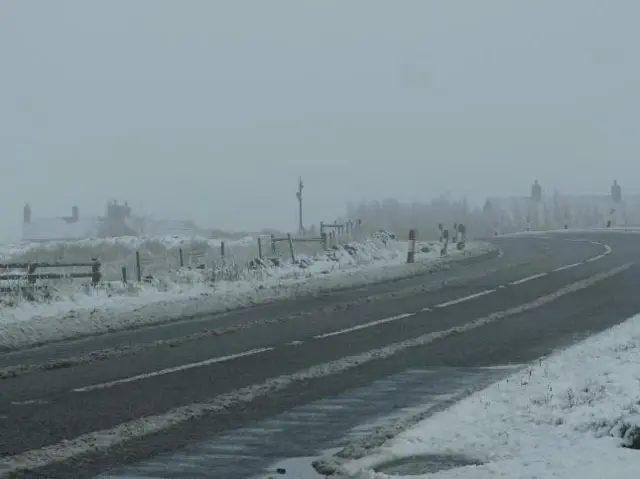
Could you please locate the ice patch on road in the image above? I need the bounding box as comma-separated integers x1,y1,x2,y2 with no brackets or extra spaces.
340,312,640,479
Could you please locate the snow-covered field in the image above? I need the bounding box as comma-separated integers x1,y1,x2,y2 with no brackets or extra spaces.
0,236,495,351
340,314,640,479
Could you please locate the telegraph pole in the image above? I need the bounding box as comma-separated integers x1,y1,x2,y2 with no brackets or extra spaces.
296,177,304,235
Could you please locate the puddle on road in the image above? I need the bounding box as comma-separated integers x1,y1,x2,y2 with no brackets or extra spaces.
374,454,483,475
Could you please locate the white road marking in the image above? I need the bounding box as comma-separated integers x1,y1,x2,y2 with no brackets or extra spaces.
433,290,496,308
316,240,613,338
0,264,628,476
552,262,582,272
72,348,274,393
313,313,415,339
479,363,527,370
10,399,48,406
509,272,548,285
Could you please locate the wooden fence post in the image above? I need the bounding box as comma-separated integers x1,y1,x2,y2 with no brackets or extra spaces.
257,237,263,260
456,223,467,250
27,263,37,284
287,233,296,263
135,251,142,282
270,234,277,256
220,241,226,262
91,259,101,286
179,248,184,268
122,266,127,284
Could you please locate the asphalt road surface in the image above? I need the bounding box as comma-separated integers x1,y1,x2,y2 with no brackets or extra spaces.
1,232,640,478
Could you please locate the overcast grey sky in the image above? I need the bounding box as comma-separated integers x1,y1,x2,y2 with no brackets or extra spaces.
1,0,638,242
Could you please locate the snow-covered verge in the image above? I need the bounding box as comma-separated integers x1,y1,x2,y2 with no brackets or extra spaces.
0,238,496,351
339,314,640,479
0,234,309,281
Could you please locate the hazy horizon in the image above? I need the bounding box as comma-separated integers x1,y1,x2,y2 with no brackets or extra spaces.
2,0,638,242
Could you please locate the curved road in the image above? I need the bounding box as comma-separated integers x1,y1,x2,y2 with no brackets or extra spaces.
1,232,639,478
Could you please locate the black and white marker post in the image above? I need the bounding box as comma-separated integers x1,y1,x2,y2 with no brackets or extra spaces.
407,229,417,263
441,229,449,256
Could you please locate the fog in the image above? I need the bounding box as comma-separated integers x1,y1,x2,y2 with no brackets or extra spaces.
1,0,638,243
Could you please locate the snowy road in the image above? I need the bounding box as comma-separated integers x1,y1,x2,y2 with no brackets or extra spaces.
1,233,639,478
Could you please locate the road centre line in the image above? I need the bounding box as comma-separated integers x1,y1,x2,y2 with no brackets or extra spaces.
552,262,582,272
72,348,274,393
316,241,613,338
509,272,548,285
313,313,415,339
433,289,496,308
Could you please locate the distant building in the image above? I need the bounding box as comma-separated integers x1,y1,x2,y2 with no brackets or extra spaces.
483,193,638,232
21,204,101,242
20,200,208,242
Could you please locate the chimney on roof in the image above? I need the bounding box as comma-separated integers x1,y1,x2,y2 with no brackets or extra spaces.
23,203,31,223
72,205,79,222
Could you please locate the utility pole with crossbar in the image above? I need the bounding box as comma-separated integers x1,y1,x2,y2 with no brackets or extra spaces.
296,177,304,235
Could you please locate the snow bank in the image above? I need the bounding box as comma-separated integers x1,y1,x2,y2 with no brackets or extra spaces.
0,238,496,351
341,314,640,479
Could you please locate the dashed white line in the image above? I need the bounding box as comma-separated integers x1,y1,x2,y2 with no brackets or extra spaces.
509,272,548,285
10,399,48,406
314,240,613,339
313,313,415,339
433,290,496,308
72,347,274,393
552,262,582,272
